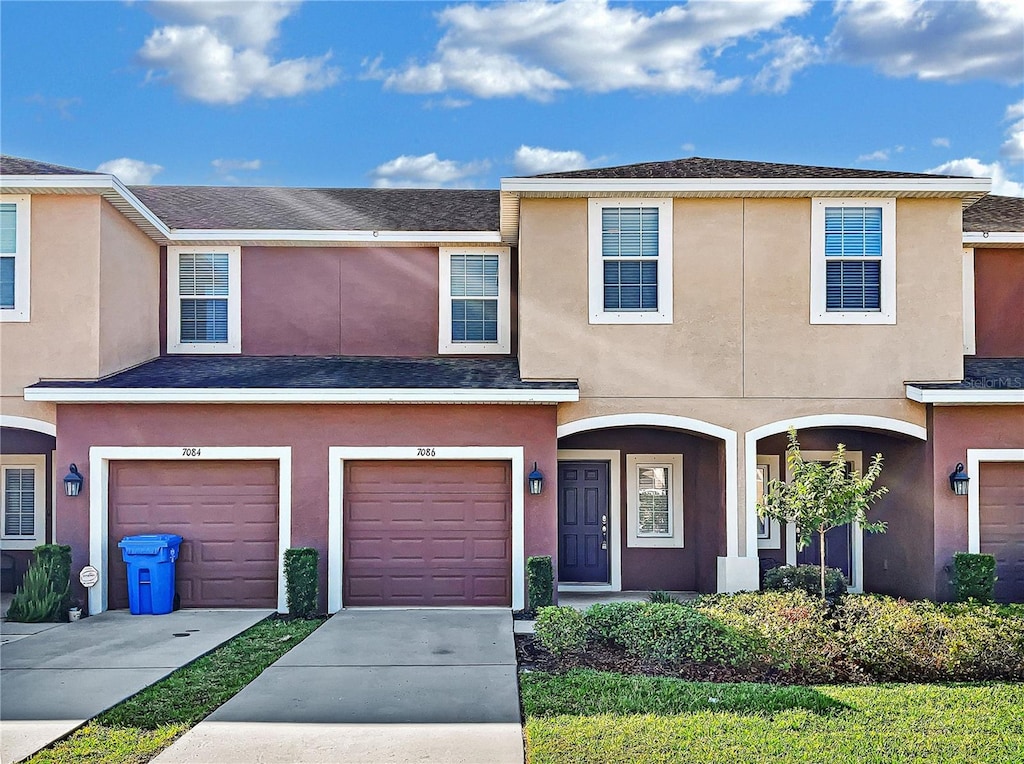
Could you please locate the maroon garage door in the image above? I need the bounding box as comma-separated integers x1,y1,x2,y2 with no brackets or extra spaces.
344,460,511,606
980,461,1024,603
108,461,279,609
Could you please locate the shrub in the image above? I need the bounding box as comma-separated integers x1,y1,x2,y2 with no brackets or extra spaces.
35,544,72,618
6,558,64,622
283,548,319,618
764,564,847,601
952,552,997,603
527,556,553,611
647,590,681,604
535,606,590,657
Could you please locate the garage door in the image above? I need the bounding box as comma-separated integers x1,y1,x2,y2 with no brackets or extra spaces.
108,461,279,609
979,461,1024,604
344,460,511,606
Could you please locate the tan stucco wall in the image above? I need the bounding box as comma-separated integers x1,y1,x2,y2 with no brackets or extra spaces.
520,196,964,400
98,199,160,375
0,196,102,426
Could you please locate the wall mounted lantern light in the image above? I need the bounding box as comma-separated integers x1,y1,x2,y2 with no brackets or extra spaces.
63,464,84,497
949,463,969,496
528,462,544,495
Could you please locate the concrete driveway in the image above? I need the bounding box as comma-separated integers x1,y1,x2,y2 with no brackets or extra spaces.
154,609,523,764
0,608,272,763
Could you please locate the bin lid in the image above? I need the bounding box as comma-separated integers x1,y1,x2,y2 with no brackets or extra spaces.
118,534,183,549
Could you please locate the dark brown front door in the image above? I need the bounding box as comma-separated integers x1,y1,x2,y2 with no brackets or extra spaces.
108,461,279,609
980,461,1024,603
343,460,511,606
558,461,609,583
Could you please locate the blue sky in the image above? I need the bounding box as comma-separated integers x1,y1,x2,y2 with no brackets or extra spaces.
2,1,1022,194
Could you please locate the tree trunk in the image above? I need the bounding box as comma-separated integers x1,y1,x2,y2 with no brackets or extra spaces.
819,528,827,599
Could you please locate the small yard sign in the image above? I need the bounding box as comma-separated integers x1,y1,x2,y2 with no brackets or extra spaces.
79,565,99,588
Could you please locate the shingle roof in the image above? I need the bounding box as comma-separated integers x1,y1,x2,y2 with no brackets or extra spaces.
909,358,1024,390
0,155,94,176
527,156,965,180
129,186,499,231
32,355,578,391
963,195,1024,232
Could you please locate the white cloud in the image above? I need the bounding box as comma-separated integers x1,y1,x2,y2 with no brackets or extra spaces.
750,33,821,93
829,0,1024,83
680,142,696,153
857,150,890,162
370,0,813,100
139,1,339,105
513,145,593,175
927,157,1023,197
1000,100,1024,161
212,158,261,173
932,137,951,148
25,94,82,120
96,158,164,185
369,153,490,188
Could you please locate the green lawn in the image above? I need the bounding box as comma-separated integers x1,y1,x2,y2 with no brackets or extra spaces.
29,616,325,764
522,670,1024,764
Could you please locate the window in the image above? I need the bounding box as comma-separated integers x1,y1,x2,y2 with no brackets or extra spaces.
588,199,672,324
1,456,46,550
167,246,241,353
626,454,683,548
756,455,781,549
811,198,895,324
438,247,511,354
0,195,31,322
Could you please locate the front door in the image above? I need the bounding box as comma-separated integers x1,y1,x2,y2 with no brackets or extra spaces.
558,461,609,583
797,525,853,579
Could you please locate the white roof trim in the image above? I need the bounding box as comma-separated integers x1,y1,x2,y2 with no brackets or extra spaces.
501,176,991,195
963,232,1024,245
906,386,1024,404
25,387,579,404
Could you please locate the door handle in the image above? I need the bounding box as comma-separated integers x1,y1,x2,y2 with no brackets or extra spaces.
601,515,608,549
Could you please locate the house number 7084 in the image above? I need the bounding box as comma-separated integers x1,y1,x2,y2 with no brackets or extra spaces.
181,447,202,457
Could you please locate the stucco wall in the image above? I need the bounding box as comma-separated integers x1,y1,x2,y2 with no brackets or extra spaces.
974,249,1024,357
98,199,160,375
0,195,101,425
519,196,964,397
55,403,558,611
931,405,1024,600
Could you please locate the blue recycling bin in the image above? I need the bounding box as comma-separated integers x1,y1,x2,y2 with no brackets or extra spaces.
118,534,182,615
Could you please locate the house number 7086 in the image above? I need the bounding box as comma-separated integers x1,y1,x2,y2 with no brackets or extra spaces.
416,448,436,457
181,447,202,457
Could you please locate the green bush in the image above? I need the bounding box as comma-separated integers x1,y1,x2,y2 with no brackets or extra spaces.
6,558,64,622
952,552,997,603
764,564,848,601
647,590,682,604
535,606,590,657
35,544,72,617
283,548,319,618
527,556,553,611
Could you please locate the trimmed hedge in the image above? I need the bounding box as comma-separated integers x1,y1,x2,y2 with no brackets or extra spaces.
535,606,589,657
283,548,319,618
952,552,997,603
763,564,847,601
527,556,554,611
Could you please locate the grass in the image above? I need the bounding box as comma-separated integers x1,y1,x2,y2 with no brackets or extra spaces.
522,669,1024,764
28,616,325,764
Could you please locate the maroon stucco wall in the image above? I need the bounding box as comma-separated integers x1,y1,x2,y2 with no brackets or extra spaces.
54,403,558,611
974,249,1024,358
1,428,57,590
558,427,725,593
931,405,1024,600
755,428,934,600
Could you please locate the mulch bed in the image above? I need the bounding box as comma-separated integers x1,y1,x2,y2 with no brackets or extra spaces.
516,633,805,684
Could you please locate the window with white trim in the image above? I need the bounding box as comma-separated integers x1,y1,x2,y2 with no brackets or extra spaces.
756,455,781,549
588,199,673,324
626,453,683,548
1,455,46,550
0,195,31,322
167,246,241,353
438,246,511,354
811,198,896,325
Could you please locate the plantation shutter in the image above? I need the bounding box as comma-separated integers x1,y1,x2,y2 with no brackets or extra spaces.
3,468,35,536
824,207,883,311
602,207,659,311
637,465,670,536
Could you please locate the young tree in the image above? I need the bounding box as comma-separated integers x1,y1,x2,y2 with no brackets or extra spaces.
758,429,889,599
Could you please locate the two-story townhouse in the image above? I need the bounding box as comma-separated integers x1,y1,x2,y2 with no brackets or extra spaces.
3,154,1021,612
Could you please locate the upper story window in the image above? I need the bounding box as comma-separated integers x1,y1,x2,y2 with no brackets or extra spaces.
1,455,46,551
0,195,31,322
167,246,241,354
811,198,896,325
626,453,683,548
588,198,672,325
438,246,511,354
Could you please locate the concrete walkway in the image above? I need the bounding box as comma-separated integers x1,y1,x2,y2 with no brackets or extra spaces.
155,609,524,764
0,609,272,763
